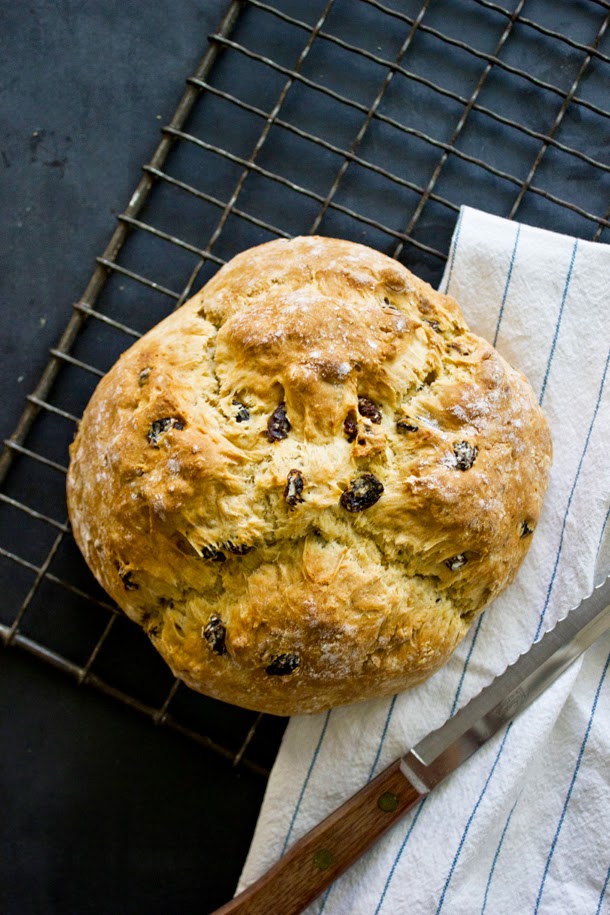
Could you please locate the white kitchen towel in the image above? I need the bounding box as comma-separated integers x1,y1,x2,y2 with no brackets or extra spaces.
237,207,610,915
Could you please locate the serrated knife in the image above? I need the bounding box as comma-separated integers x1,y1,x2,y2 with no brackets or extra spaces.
213,574,610,915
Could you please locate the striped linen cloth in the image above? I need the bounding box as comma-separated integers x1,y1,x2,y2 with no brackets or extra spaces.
237,207,610,915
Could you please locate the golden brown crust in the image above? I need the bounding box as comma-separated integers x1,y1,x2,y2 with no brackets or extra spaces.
66,236,552,715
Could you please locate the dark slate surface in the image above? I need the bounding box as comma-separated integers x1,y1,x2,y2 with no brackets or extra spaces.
0,0,227,446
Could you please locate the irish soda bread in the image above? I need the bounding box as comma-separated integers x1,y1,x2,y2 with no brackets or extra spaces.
67,236,551,715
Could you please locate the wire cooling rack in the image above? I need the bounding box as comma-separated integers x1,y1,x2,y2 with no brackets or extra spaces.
1,0,610,780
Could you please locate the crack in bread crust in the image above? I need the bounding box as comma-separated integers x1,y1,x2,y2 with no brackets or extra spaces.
66,236,552,715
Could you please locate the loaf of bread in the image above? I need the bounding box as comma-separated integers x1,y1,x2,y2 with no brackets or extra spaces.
67,236,552,715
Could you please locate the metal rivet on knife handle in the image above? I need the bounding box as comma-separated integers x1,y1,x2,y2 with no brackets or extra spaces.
377,791,399,812
313,848,334,870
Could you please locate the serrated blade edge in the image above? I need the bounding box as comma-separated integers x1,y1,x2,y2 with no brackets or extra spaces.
402,573,610,791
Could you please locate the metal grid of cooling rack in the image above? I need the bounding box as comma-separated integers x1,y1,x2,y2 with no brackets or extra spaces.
1,0,610,779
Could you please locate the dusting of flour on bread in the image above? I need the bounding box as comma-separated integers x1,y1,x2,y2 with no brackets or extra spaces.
67,237,552,715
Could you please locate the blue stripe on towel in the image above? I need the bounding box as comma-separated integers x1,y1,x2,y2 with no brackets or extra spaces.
368,695,398,781
435,724,513,914
374,798,428,914
480,798,519,914
281,709,332,854
450,615,484,717
539,239,578,404
596,503,610,560
317,884,332,913
534,648,610,914
535,349,610,641
442,209,464,294
317,695,398,914
493,223,521,347
595,864,610,915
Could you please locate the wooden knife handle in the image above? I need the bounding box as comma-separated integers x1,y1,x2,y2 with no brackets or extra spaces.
211,759,424,915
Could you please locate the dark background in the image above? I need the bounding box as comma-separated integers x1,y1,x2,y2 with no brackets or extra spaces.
1,0,227,446
0,3,256,913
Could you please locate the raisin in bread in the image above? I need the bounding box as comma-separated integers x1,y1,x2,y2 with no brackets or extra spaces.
67,236,552,715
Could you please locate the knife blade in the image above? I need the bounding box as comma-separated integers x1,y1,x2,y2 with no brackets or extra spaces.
212,573,610,915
